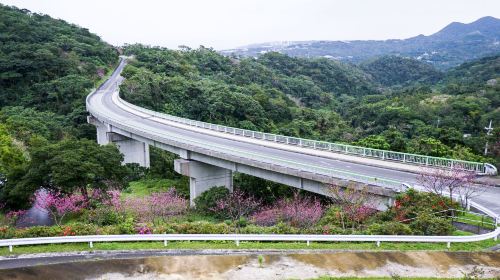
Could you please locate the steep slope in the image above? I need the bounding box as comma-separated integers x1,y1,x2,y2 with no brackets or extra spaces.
0,4,118,116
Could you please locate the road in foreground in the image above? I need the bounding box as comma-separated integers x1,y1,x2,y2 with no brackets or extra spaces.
0,250,499,279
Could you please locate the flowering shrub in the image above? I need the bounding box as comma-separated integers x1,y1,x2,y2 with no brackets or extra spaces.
4,210,28,226
391,189,458,221
61,226,76,236
251,192,324,228
121,188,188,225
251,208,280,227
34,190,86,226
137,225,152,234
213,189,260,232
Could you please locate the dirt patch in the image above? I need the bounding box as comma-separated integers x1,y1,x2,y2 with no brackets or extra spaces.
0,251,499,280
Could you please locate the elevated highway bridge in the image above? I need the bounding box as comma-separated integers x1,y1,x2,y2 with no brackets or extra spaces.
87,58,499,212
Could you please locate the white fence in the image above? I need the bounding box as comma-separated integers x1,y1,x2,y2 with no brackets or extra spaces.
2,229,499,253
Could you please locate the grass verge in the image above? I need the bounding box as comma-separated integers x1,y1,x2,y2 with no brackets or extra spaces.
1,234,497,256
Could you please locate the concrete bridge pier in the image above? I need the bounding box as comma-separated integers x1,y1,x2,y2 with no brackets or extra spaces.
88,116,150,168
110,133,150,168
174,159,233,207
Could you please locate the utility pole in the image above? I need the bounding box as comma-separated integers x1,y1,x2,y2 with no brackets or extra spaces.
484,120,493,155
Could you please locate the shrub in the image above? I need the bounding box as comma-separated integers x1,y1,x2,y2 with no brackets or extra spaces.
391,189,458,221
117,217,136,234
66,223,99,235
410,212,454,236
0,226,15,239
367,221,413,235
169,221,232,234
82,206,125,226
14,226,62,238
193,186,229,215
4,210,27,226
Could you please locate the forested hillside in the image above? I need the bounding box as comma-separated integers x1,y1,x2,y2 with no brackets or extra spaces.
122,45,499,166
0,5,127,208
0,4,498,211
361,56,443,86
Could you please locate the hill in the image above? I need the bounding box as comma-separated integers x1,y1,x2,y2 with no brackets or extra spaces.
222,16,500,70
361,56,443,87
0,4,118,119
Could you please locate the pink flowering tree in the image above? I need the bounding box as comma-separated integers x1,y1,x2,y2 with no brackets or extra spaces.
327,184,378,229
280,192,324,228
34,190,86,226
2,210,27,227
418,166,478,207
149,189,188,224
251,191,324,228
214,189,260,232
119,188,188,225
251,208,280,227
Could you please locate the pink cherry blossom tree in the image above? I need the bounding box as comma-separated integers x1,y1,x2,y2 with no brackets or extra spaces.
418,166,477,207
327,184,377,229
251,191,324,228
34,189,86,226
117,188,188,225
214,189,260,232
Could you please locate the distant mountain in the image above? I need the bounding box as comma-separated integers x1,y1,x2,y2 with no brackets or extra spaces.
222,16,500,70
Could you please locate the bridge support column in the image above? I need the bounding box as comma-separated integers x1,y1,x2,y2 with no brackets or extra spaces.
174,159,233,207
88,116,150,167
110,134,150,168
95,120,111,145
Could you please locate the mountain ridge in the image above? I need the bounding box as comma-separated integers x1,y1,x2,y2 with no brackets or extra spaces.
222,16,500,69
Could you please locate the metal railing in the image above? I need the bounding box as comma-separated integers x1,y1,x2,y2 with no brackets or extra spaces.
2,228,499,253
115,94,496,176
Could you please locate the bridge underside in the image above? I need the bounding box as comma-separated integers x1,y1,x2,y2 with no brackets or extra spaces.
89,116,397,209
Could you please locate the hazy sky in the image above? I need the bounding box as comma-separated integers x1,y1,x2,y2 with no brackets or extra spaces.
1,0,499,49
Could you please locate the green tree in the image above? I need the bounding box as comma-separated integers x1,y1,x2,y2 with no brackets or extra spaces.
408,137,451,157
355,135,390,150
21,139,128,201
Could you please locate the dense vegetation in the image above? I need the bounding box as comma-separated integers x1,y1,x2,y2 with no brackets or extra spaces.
121,45,499,166
0,4,498,249
0,5,124,208
361,56,443,86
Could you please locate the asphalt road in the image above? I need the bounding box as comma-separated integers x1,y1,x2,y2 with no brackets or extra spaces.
88,59,500,215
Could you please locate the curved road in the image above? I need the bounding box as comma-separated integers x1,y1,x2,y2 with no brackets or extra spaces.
88,59,500,215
